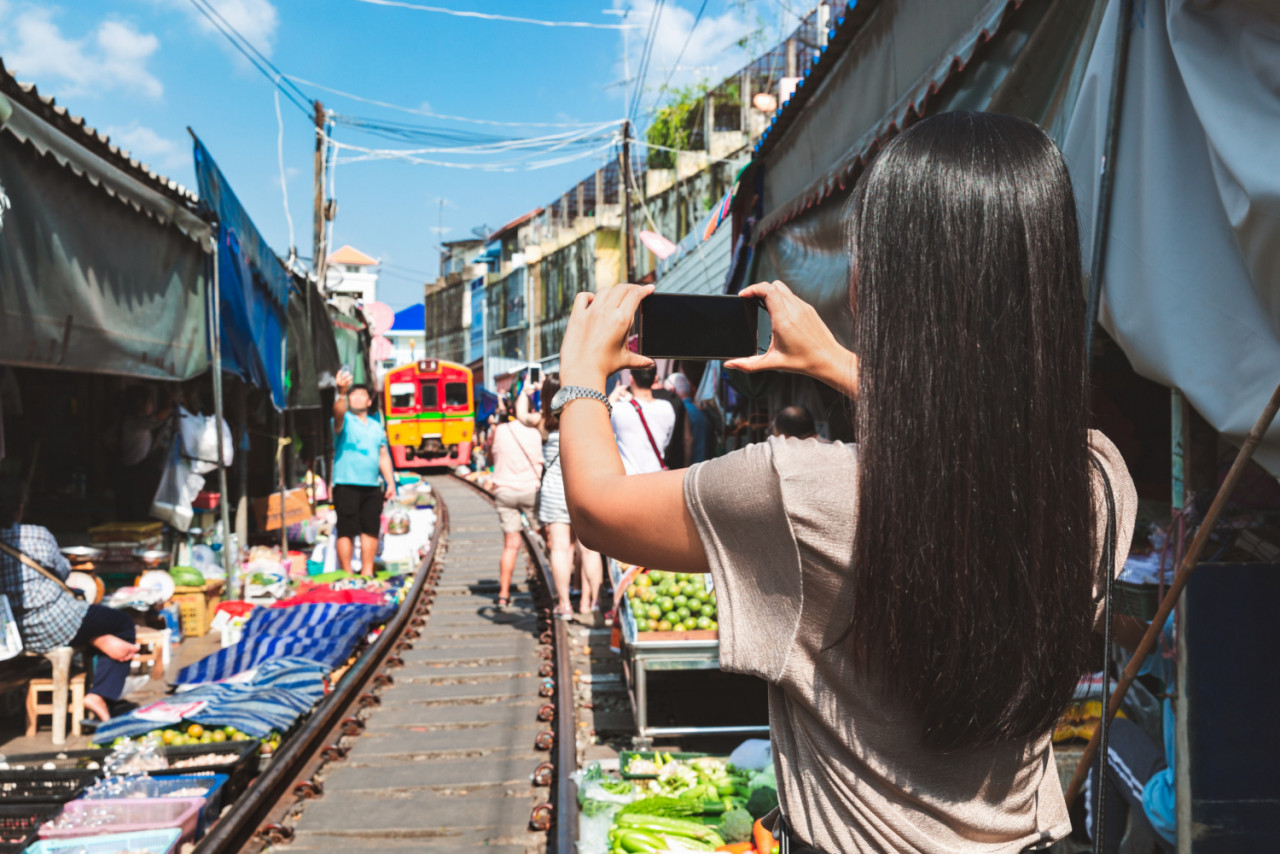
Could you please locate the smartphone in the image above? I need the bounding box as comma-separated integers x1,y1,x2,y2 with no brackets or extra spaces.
636,293,760,360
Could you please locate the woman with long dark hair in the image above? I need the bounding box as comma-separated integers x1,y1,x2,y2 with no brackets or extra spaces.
554,112,1137,852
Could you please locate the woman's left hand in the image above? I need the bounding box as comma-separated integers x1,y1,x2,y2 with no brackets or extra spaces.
559,284,655,389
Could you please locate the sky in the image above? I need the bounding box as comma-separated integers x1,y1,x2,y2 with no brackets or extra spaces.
0,0,800,310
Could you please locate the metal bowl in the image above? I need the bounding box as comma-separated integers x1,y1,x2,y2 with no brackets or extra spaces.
61,546,104,562
134,548,171,565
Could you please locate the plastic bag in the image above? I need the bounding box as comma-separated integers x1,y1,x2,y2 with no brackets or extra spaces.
574,763,640,854
0,594,23,661
179,406,233,474
728,738,772,772
150,437,204,533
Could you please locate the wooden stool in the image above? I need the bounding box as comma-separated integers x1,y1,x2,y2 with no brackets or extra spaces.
26,671,86,738
133,627,169,682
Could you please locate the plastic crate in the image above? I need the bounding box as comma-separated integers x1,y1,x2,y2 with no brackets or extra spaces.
150,742,260,805
619,750,712,780
26,828,182,854
37,797,202,844
80,773,228,838
173,580,224,637
0,769,97,803
0,803,61,854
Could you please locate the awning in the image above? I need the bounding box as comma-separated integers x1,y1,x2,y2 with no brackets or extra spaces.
330,306,370,385
1063,0,1280,474
653,221,734,296
751,0,1107,347
0,94,212,379
193,135,290,409
286,283,341,409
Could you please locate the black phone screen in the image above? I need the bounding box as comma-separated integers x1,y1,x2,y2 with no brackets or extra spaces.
638,293,759,360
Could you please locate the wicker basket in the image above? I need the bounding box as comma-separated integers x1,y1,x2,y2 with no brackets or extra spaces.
172,580,224,637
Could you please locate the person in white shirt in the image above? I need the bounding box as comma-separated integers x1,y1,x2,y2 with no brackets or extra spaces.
608,367,676,475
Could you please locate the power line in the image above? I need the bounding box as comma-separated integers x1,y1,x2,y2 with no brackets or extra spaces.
185,0,312,116
658,0,709,96
354,0,639,29
285,74,621,129
629,0,667,125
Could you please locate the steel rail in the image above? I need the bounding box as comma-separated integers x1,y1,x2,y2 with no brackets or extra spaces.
194,493,449,853
450,473,579,854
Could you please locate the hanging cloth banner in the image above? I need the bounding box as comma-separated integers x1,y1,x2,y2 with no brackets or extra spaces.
192,134,290,410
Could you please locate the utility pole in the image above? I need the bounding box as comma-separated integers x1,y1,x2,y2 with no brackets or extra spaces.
312,100,327,291
621,120,634,283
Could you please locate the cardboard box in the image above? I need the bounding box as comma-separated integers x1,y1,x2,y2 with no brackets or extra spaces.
252,487,312,531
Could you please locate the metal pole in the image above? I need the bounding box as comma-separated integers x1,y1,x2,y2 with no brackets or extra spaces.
209,235,236,598
621,120,634,283
1084,0,1133,366
278,336,289,558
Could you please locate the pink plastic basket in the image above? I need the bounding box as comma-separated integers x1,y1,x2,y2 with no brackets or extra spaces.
38,798,202,845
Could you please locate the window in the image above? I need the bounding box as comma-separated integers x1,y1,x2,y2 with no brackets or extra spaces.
444,382,469,408
419,380,439,410
389,382,415,410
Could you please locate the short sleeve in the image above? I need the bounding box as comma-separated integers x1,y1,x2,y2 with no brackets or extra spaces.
1089,430,1138,625
684,442,802,683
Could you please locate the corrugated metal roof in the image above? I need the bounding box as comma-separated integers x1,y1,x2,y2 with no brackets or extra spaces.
652,222,733,296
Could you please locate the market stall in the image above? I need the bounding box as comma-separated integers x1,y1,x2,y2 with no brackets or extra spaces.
608,559,768,742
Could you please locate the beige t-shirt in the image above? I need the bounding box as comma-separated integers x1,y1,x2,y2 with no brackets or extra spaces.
683,431,1136,854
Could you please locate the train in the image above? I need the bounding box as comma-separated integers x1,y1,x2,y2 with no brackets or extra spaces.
382,359,474,468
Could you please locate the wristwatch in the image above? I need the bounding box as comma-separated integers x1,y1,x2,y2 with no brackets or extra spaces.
550,385,612,417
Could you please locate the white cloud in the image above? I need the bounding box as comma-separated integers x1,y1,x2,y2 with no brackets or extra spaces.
617,0,757,115
0,4,163,98
105,123,188,171
161,0,279,58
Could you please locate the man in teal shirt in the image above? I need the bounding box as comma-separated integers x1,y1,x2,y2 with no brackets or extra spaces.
333,370,396,576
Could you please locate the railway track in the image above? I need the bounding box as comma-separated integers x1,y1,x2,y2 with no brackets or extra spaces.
194,475,578,853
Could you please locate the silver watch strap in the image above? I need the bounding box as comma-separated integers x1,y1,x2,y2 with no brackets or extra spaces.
557,386,612,417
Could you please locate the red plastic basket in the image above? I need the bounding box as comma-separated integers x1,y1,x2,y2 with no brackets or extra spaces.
37,798,202,845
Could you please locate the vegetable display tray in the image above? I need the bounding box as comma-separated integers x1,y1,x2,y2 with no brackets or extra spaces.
0,802,62,854
25,827,182,854
36,797,202,844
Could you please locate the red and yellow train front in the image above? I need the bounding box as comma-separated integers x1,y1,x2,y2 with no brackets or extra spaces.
383,360,474,468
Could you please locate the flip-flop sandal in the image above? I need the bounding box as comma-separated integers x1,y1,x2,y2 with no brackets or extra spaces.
495,596,510,610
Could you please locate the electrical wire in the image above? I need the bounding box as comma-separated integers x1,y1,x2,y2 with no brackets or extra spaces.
629,0,667,125
274,88,296,252
629,137,744,164
185,0,312,116
329,135,617,172
285,74,620,129
658,0,709,96
354,0,638,29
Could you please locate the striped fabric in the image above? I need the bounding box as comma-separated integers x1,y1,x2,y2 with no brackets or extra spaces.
95,658,329,741
175,602,396,686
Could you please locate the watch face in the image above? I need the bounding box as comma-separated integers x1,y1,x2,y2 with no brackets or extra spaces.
550,386,572,413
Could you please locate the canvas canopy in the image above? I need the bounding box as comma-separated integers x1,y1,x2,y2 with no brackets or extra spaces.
194,135,290,410
750,0,1280,473
0,93,212,380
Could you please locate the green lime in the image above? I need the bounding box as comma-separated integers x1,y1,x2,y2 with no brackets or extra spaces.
695,616,711,630
656,619,672,632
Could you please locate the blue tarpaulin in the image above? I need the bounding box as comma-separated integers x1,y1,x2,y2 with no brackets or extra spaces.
193,135,290,409
174,602,396,686
94,658,329,741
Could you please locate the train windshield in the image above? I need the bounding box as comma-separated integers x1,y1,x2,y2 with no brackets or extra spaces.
419,380,440,410
444,382,468,408
389,382,415,410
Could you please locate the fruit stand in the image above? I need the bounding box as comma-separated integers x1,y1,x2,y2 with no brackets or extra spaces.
609,559,770,742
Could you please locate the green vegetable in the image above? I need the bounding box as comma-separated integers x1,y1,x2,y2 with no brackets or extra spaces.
620,796,726,818
615,814,725,847
619,830,665,852
746,786,779,820
169,566,205,587
716,807,755,844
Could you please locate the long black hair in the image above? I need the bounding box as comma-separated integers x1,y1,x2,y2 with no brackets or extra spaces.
847,112,1094,751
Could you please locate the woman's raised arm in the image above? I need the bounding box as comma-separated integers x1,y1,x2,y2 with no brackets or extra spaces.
557,285,709,574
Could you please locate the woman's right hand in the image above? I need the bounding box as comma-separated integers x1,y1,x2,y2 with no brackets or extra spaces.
725,280,859,399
